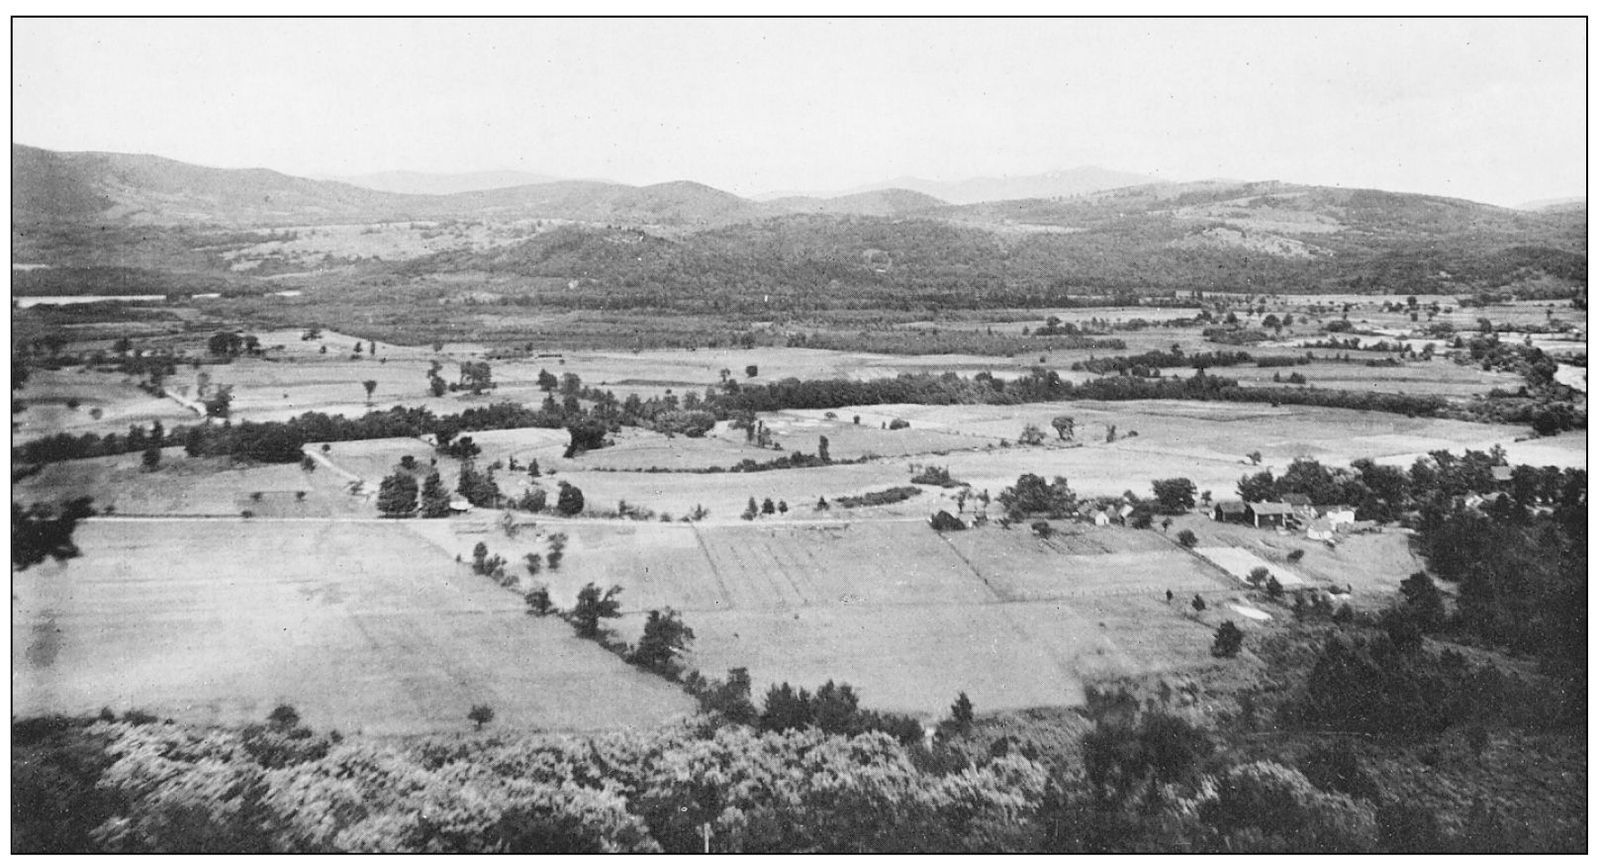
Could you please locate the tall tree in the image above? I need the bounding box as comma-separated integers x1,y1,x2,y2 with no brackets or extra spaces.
376,473,418,518
630,608,695,670
571,583,623,638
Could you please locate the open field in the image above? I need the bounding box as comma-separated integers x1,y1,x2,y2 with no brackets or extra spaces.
416,517,1240,717
12,333,1584,727
1193,546,1308,588
15,451,372,518
12,519,695,735
13,368,200,443
1206,359,1526,398
1173,513,1426,610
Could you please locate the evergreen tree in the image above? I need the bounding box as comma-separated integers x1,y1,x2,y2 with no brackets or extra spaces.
419,470,451,518
376,473,418,518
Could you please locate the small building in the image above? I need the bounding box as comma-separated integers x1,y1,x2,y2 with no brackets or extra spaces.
1093,510,1111,527
1213,500,1251,524
1248,501,1295,528
1491,465,1514,483
1117,504,1135,524
449,498,472,514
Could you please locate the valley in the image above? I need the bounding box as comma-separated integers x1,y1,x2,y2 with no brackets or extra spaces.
12,141,1587,853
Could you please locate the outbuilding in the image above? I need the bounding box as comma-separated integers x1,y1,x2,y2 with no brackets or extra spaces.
1212,500,1251,524
1248,501,1295,528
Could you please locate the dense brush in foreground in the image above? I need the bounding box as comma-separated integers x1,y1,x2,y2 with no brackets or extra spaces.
15,695,1580,853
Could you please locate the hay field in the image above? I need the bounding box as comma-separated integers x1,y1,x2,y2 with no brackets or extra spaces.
433,518,1234,717
12,519,694,735
14,452,370,518
1205,360,1525,398
14,368,199,443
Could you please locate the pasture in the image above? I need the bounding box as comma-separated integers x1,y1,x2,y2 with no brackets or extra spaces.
434,518,1238,717
14,451,370,518
12,519,694,735
13,368,199,443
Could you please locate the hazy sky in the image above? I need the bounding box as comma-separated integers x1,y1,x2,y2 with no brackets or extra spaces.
12,17,1587,206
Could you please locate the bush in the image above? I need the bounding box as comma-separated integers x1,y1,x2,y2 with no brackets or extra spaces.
555,482,585,516
929,510,966,532
1176,529,1198,548
1212,621,1244,657
834,486,922,509
887,418,910,430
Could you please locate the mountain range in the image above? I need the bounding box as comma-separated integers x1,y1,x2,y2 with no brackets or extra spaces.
10,143,1586,302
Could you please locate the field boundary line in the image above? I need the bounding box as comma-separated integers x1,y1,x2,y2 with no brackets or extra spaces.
932,532,1006,603
688,525,737,609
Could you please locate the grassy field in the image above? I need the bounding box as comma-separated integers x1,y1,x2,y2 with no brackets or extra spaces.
422,517,1239,717
12,519,694,735
13,368,200,443
1205,359,1525,398
14,452,371,518
12,327,1584,733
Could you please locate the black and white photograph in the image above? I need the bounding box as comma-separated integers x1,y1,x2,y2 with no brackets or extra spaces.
10,14,1587,852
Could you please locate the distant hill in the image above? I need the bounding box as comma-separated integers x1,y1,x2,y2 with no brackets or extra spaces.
12,144,766,228
402,179,1585,310
327,170,567,195
1515,196,1586,213
841,167,1161,205
13,144,1584,305
12,143,427,226
763,188,948,217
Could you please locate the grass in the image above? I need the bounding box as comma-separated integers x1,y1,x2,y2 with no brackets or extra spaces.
12,519,694,735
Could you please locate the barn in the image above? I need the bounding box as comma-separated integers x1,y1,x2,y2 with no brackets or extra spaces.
1248,501,1295,528
1212,500,1251,524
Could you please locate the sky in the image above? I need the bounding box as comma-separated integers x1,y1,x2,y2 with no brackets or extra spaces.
11,17,1588,206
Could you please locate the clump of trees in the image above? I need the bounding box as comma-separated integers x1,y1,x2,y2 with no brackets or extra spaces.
833,486,921,509
997,473,1075,520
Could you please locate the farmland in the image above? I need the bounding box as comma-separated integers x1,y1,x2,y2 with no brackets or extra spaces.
16,320,1585,731
12,519,694,735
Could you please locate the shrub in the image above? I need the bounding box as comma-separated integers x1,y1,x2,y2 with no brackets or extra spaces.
1212,621,1243,657
1176,529,1198,548
555,481,585,516
929,510,967,532
834,486,921,509
887,418,910,430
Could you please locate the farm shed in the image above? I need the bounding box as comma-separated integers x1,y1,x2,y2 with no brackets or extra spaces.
1093,510,1111,527
1212,500,1251,524
1248,501,1295,528
1491,465,1514,483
